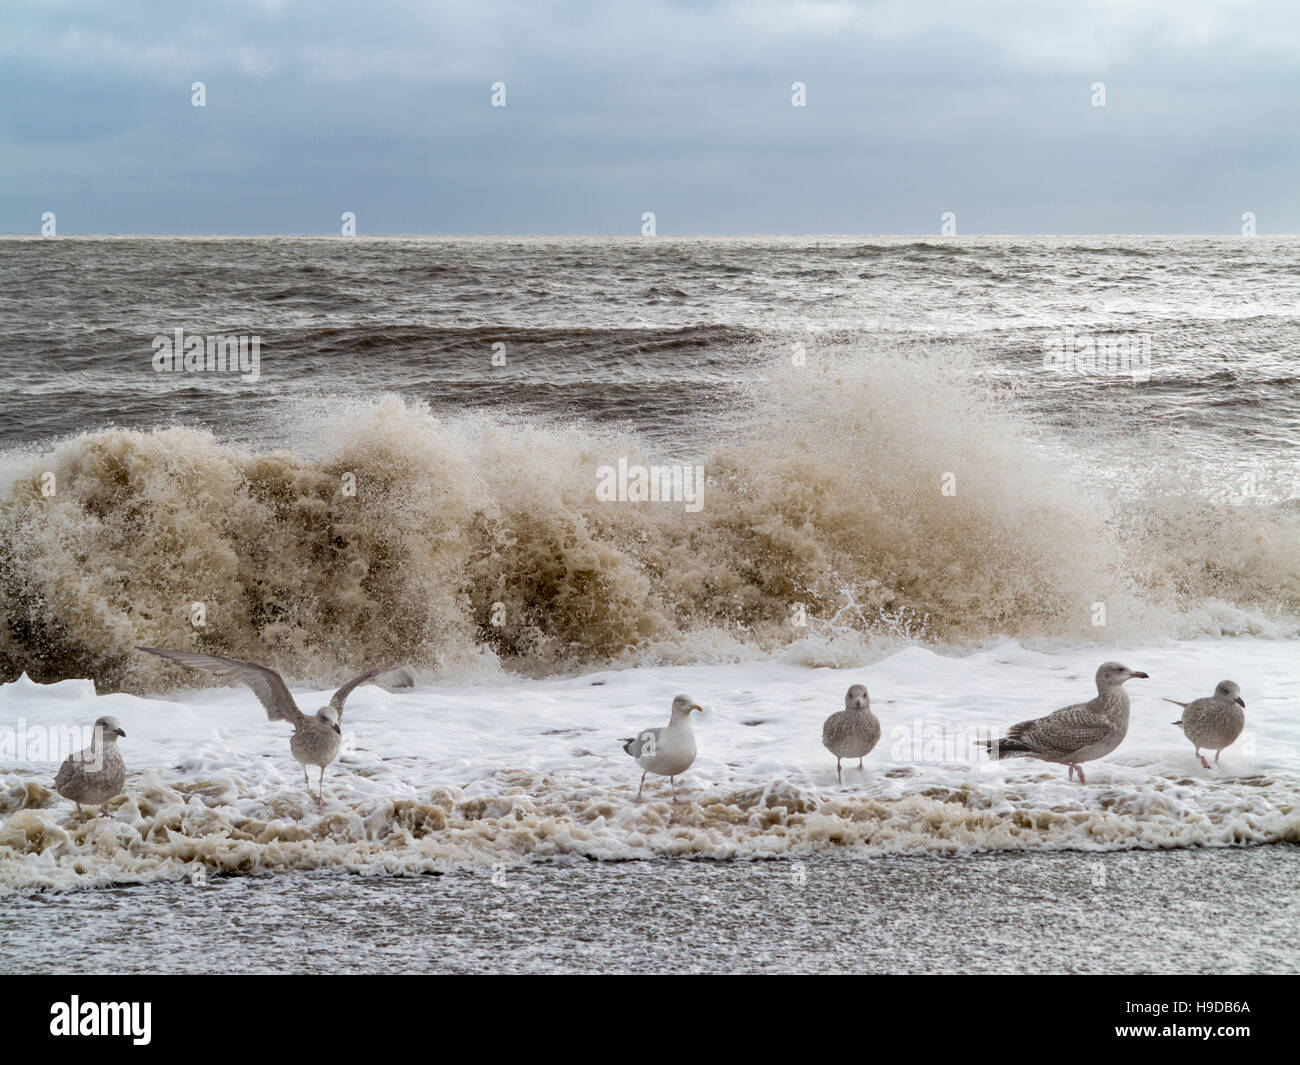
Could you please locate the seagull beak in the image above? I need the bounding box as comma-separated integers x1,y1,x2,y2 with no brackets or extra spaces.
691,704,704,713
332,723,341,735
1131,671,1149,679
116,728,126,738
1235,696,1246,708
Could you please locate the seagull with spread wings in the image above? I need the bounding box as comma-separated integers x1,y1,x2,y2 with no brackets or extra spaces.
138,647,390,804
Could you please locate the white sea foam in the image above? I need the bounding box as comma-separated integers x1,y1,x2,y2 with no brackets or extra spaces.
1,638,1296,894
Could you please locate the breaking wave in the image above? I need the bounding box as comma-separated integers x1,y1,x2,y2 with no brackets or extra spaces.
2,346,1298,692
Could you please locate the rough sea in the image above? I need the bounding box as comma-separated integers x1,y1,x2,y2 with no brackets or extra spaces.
1,236,1297,972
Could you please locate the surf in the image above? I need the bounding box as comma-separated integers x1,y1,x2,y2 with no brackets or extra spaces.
1,345,1297,693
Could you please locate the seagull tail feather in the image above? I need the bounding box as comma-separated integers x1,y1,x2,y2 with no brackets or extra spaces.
978,737,1033,759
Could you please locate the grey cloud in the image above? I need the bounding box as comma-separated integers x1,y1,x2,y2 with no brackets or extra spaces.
1,0,1297,234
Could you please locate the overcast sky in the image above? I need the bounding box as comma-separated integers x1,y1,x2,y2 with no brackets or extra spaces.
2,0,1297,235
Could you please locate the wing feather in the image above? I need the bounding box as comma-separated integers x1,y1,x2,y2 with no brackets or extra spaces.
329,666,389,717
136,647,304,726
1009,704,1115,753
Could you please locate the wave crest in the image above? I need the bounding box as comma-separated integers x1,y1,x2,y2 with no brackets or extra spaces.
2,349,1298,690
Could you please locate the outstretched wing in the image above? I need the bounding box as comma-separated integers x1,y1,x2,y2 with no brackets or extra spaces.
372,666,415,691
136,646,304,726
329,666,389,718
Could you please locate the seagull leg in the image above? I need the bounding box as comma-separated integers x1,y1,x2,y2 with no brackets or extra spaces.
671,776,679,804
636,770,646,802
836,759,842,785
1214,749,1222,766
1075,765,1087,785
858,757,864,770
1067,766,1075,782
75,802,83,817
1199,751,1212,769
302,764,310,787
317,766,326,805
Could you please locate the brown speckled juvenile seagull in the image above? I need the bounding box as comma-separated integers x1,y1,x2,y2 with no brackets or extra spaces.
1166,680,1246,769
54,715,126,815
979,662,1149,783
137,647,387,804
822,684,880,784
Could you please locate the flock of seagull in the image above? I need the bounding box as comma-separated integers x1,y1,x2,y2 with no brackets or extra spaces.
49,652,1248,814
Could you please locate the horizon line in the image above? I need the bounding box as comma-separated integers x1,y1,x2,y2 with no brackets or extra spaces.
2,232,1294,240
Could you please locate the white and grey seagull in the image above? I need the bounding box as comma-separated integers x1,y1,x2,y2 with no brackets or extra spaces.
621,694,703,802
137,647,389,804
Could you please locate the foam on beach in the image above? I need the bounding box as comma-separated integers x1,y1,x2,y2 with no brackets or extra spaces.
2,639,1297,893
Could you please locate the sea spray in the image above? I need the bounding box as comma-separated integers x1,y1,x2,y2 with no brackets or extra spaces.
1,348,1298,692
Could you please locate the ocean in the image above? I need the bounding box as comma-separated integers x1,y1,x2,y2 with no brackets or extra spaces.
1,236,1297,972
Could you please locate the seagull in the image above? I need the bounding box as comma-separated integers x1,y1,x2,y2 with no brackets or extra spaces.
822,683,881,784
620,694,703,802
979,662,1149,783
54,716,126,816
1166,680,1246,769
137,647,387,804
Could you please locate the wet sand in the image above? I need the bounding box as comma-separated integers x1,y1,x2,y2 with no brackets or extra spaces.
3,846,1297,974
